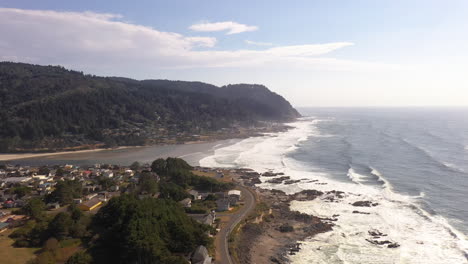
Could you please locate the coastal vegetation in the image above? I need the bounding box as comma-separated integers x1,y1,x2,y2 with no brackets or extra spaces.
0,62,299,152
4,158,225,263
152,157,234,194
91,195,211,264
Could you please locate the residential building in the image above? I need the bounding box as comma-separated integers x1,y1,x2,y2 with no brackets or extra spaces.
216,199,230,212
189,190,201,200
179,198,192,208
78,198,102,211
191,245,212,264
228,190,241,199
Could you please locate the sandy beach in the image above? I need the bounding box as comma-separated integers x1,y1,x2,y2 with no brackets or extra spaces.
0,148,118,161
0,139,241,166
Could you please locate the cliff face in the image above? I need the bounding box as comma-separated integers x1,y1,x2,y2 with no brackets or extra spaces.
0,62,300,152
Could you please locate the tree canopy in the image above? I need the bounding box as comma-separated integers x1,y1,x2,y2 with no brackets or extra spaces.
0,62,299,152
46,179,82,205
90,195,211,264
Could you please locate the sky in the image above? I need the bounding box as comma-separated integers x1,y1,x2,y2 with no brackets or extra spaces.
1,0,468,107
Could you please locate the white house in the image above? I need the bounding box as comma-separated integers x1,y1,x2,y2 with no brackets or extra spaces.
228,190,241,199
103,170,114,178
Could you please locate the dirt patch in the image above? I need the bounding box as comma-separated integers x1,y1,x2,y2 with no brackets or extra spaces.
0,229,39,264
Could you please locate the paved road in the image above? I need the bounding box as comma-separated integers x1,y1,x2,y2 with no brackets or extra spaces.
217,185,257,264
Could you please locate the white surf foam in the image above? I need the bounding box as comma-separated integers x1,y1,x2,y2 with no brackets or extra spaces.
199,119,468,264
370,168,391,189
347,168,367,185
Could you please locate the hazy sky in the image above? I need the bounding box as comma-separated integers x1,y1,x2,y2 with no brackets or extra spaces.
1,0,468,107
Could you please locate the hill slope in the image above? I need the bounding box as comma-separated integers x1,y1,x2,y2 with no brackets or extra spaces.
0,62,300,152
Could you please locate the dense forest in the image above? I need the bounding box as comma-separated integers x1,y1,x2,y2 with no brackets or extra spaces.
0,62,300,152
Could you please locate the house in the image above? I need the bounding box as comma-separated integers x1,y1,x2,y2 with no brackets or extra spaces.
73,198,83,204
216,199,230,212
179,198,192,208
4,215,27,226
38,183,52,191
189,190,201,200
228,196,239,206
202,212,216,226
82,171,92,178
0,222,9,233
84,185,99,193
198,193,211,200
2,177,31,184
190,212,216,226
3,200,15,208
32,174,49,181
191,245,212,264
47,202,60,210
85,193,98,200
78,198,102,211
102,170,114,178
228,190,241,199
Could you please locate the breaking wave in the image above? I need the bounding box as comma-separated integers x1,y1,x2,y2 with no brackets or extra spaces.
200,118,468,264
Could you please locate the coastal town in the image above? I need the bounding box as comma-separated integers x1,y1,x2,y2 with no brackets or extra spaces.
0,157,278,263
0,159,256,264
0,157,340,264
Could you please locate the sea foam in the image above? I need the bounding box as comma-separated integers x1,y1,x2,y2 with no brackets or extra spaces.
200,118,468,264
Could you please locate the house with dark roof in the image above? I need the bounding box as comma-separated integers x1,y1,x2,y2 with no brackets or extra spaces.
189,212,216,226
191,245,212,264
216,198,230,212
189,190,201,200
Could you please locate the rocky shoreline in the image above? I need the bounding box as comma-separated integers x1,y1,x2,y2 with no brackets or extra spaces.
231,169,406,263
232,170,335,264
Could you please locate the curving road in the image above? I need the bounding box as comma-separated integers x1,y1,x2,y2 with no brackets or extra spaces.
217,185,256,264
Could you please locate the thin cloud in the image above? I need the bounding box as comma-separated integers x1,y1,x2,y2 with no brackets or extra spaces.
189,21,258,35
0,8,391,76
245,40,273,46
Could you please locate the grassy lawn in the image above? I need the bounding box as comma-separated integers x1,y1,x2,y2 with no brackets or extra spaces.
192,170,216,178
0,229,39,264
192,169,234,183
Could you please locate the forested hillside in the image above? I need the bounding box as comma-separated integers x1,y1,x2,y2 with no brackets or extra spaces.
0,62,300,152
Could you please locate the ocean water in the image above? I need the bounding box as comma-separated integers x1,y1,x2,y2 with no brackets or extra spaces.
199,108,468,264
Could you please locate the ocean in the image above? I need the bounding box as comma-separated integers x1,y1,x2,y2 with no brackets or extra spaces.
199,107,468,264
